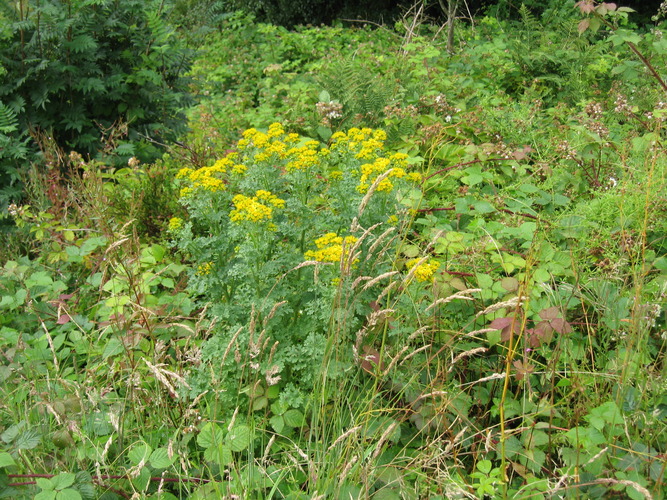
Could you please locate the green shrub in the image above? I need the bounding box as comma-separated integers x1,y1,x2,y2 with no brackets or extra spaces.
0,0,194,166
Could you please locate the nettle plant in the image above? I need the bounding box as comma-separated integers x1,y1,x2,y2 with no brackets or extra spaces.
171,123,424,412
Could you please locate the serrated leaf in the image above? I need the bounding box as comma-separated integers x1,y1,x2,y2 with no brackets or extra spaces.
149,447,175,469
0,452,16,468
102,338,123,359
270,415,284,433
128,443,152,465
131,466,150,492
56,489,82,500
226,424,251,452
197,422,223,449
500,277,518,292
36,477,54,491
283,409,305,428
204,444,232,465
35,490,56,500
539,306,560,320
15,429,40,450
51,472,76,490
252,396,268,412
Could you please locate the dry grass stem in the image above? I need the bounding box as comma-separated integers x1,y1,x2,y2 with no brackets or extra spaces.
340,455,358,481
352,276,372,289
425,288,481,311
448,347,488,372
362,271,399,291
221,326,244,364
407,326,429,341
444,426,468,454
476,296,527,317
463,328,496,337
382,345,409,375
327,425,362,451
414,391,448,403
227,407,239,432
371,421,399,461
460,372,506,387
377,280,400,301
143,358,190,397
400,344,432,365
358,169,394,218
367,227,396,258
264,301,288,326
262,435,276,461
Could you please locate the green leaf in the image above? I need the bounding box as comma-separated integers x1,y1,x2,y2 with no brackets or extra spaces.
51,472,76,489
36,477,54,491
149,447,175,469
270,415,284,434
252,396,268,412
204,444,233,465
56,489,82,500
477,459,492,474
15,429,40,450
128,443,152,465
0,452,16,468
131,466,151,492
197,422,223,449
226,424,251,452
35,491,57,500
102,338,124,359
283,409,305,428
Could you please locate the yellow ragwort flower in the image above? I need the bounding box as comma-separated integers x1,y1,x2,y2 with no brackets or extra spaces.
406,258,440,282
168,217,183,231
305,233,359,263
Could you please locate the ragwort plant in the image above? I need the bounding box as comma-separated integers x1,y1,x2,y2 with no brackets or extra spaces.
171,123,423,416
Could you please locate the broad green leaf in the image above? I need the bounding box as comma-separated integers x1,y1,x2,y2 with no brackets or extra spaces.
36,477,54,491
204,444,232,465
128,443,152,465
15,429,40,450
35,491,57,500
131,466,151,492
226,424,251,452
0,452,16,468
102,338,124,359
283,409,305,428
477,459,492,474
50,473,76,490
149,447,175,469
270,415,284,434
197,422,223,449
56,489,82,500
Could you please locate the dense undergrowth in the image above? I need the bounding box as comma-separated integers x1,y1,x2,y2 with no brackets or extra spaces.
1,1,666,499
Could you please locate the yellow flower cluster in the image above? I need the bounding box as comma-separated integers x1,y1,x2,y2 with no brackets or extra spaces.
178,157,247,197
330,128,387,157
406,258,440,282
236,123,320,172
305,233,359,263
197,262,213,275
229,190,285,224
168,217,183,231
